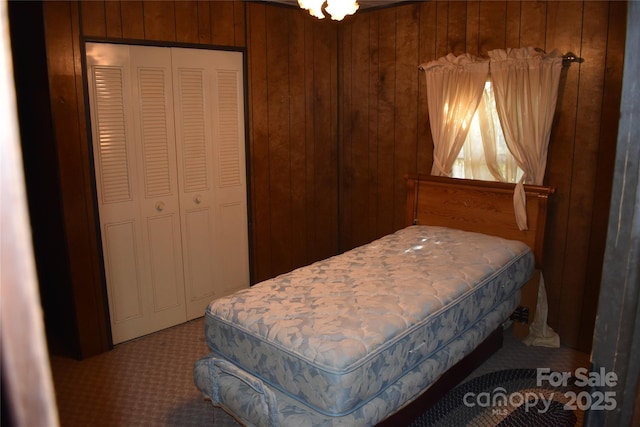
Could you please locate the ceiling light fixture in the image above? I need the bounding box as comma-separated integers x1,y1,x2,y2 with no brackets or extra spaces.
298,0,359,21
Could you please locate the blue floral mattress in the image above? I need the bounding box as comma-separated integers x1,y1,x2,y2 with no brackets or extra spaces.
196,225,534,421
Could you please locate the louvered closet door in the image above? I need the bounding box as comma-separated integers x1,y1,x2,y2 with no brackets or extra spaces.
171,49,249,320
87,43,249,343
87,43,187,344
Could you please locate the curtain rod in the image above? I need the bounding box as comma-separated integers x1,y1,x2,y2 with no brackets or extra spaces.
562,52,584,66
535,47,584,65
418,49,584,70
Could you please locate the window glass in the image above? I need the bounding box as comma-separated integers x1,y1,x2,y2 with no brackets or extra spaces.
451,80,523,183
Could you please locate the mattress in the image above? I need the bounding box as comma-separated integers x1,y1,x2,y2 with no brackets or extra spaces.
195,291,519,427
201,225,534,417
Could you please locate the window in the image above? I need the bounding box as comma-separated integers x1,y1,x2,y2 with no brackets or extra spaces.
420,48,564,231
451,80,523,183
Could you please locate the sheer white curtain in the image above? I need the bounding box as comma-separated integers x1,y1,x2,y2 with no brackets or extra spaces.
420,53,489,176
465,81,521,183
473,89,501,180
420,47,564,348
489,47,564,348
488,47,564,230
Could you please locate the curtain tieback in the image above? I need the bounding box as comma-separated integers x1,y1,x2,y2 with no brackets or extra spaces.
433,156,449,177
513,176,528,231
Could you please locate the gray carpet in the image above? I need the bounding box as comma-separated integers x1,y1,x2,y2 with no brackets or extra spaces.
50,318,589,426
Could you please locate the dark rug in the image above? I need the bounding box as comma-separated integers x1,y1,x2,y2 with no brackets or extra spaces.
409,368,586,427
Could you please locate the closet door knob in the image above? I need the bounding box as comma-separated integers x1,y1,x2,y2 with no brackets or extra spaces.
155,201,165,212
193,195,202,204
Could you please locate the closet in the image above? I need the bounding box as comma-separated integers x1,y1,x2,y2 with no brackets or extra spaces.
85,43,249,344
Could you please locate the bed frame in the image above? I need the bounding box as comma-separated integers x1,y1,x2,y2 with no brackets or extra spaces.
377,174,553,426
404,174,552,267
405,174,553,337
196,174,553,426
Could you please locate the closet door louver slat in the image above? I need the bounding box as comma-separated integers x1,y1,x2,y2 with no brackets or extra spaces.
138,68,172,198
216,70,242,188
93,66,132,203
177,69,209,193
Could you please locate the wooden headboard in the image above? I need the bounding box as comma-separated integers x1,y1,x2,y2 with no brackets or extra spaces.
405,174,553,267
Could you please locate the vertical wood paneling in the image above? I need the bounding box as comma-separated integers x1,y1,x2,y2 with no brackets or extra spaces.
244,4,338,280
366,14,379,246
543,0,583,332
447,1,467,55
289,12,307,269
71,3,96,287
465,1,480,56
312,21,339,261
174,1,199,44
8,0,80,357
233,1,246,47
37,0,627,356
307,19,321,263
580,0,626,348
393,4,420,231
121,1,144,40
417,1,436,174
478,0,506,55
247,4,272,282
339,21,353,250
43,0,110,357
211,1,236,46
339,0,627,352
435,2,449,58
377,8,397,238
520,1,547,48
197,1,211,44
105,1,122,38
142,1,176,41
40,0,252,356
558,0,609,346
81,1,106,37
345,15,374,247
505,1,521,48
265,7,294,276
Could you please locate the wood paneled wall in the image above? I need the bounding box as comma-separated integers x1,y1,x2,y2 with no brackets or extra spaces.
339,1,627,352
79,0,245,44
32,0,625,356
77,1,340,285
37,0,338,357
246,5,339,282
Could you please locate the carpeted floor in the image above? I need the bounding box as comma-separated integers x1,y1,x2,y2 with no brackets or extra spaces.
49,318,589,427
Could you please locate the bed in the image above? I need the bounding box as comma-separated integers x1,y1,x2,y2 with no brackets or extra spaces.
194,174,553,426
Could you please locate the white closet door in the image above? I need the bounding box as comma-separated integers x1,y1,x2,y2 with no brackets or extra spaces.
86,43,187,344
171,49,249,320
